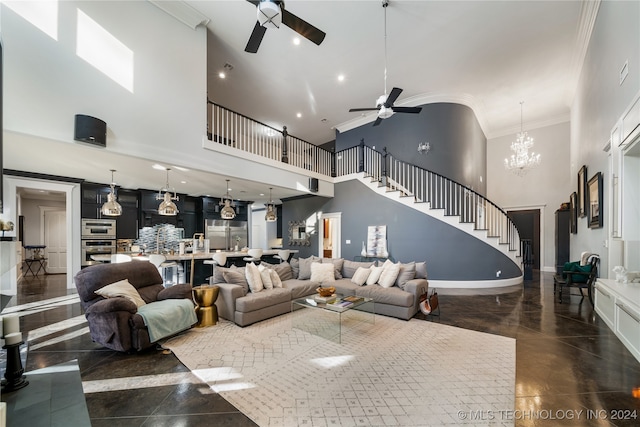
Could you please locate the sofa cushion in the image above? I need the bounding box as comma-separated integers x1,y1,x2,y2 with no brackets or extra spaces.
378,262,400,288
366,266,385,285
332,278,360,296
222,270,249,295
356,284,413,307
258,264,274,290
94,279,147,308
298,256,320,280
395,262,416,290
415,261,428,279
322,258,344,279
342,260,375,278
351,267,371,286
284,279,319,299
245,263,264,293
270,269,283,288
264,261,293,281
311,262,335,283
235,288,292,313
290,258,300,279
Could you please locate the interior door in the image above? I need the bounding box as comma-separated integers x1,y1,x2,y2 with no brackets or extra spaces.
44,209,67,274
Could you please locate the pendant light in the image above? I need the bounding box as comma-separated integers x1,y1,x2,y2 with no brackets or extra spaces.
219,179,236,220
101,169,122,217
265,187,277,222
156,168,179,216
504,101,541,176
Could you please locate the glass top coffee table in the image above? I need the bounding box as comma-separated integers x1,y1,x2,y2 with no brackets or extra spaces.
291,295,375,343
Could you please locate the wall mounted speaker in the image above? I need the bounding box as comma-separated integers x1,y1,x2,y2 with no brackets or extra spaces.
74,114,106,147
309,177,319,193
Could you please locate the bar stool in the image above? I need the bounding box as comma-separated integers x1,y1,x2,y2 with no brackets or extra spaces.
243,249,263,265
275,249,291,263
204,252,227,285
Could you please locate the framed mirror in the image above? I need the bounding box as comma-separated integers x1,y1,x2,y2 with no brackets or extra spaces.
289,220,310,246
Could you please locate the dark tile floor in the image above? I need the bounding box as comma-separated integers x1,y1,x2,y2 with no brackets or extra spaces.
3,271,640,426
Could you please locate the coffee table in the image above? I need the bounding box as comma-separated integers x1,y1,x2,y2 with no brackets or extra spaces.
291,295,375,343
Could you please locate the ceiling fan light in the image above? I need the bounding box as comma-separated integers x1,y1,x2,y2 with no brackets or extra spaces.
378,106,394,119
257,1,281,29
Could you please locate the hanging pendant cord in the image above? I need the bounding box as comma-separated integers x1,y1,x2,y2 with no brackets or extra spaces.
383,0,389,97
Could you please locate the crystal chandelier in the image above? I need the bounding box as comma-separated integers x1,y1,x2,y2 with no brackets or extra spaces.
504,101,540,176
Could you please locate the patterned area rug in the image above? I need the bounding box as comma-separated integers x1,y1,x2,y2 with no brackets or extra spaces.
162,309,515,426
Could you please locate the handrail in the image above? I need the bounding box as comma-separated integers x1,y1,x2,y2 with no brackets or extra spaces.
209,102,334,176
335,144,521,253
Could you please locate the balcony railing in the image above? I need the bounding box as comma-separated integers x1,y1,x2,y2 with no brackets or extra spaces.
209,101,333,176
210,103,519,255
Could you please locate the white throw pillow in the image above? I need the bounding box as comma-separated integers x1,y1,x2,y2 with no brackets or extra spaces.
258,264,273,290
378,262,401,288
351,267,371,286
94,279,146,308
310,262,335,283
245,262,264,293
269,269,283,288
366,266,385,286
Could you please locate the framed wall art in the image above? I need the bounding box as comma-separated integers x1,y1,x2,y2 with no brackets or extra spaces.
587,172,603,229
570,192,578,234
578,165,587,218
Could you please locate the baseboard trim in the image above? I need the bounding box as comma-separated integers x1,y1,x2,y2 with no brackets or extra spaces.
428,275,523,289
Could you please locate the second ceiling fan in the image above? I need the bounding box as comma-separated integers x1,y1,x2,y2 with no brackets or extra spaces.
244,0,326,53
349,0,422,126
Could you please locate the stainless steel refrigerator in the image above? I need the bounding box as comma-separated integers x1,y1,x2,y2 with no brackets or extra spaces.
205,220,248,250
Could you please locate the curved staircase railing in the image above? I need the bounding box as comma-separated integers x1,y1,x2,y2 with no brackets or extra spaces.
336,144,521,255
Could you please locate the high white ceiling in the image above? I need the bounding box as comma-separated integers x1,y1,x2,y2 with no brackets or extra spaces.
8,1,591,205
198,0,586,144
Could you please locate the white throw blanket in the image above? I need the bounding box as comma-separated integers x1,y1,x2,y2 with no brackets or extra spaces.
137,299,197,342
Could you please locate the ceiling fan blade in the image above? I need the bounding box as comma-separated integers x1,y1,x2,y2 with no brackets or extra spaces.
282,9,326,45
384,87,403,107
245,21,267,53
349,108,380,112
392,107,423,114
373,117,383,127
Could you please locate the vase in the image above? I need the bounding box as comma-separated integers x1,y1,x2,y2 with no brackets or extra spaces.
361,241,367,257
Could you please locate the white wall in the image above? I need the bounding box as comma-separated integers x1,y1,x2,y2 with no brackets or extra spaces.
570,0,640,276
488,121,571,271
21,198,66,247
1,0,207,171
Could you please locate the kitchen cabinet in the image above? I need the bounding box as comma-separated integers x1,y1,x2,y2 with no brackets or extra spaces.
116,189,139,239
595,279,640,363
81,183,112,219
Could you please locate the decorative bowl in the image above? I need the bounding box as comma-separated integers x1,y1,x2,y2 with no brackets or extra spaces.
316,286,336,297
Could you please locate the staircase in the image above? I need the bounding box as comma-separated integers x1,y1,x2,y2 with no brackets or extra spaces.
336,145,522,267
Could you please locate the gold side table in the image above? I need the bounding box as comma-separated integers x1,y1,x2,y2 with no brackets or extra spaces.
193,285,219,327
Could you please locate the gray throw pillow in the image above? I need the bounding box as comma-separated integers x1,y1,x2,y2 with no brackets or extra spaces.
211,266,231,284
322,258,344,279
415,261,428,279
290,258,300,279
222,270,249,295
342,260,375,278
395,262,416,290
298,256,320,280
267,261,294,281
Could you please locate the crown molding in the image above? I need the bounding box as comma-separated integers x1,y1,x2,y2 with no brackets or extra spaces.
487,113,571,140
566,0,601,104
148,0,210,29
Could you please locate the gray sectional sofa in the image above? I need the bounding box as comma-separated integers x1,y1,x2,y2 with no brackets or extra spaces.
213,257,429,327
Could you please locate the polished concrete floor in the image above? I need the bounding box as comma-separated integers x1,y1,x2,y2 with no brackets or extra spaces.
3,271,640,426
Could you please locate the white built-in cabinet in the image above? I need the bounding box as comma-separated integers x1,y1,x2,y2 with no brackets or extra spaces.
594,279,640,363
606,89,640,274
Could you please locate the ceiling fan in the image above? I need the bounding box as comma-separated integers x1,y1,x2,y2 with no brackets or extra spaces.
349,0,422,126
244,0,326,53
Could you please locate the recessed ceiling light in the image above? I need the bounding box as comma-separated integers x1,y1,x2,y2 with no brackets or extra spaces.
296,112,302,118
293,37,301,46
337,74,345,82
260,193,265,196
180,180,187,184
219,72,226,79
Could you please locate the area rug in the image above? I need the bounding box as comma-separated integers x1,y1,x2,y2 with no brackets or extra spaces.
162,309,515,426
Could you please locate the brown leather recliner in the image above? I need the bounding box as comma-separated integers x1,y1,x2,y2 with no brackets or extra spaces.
74,261,193,352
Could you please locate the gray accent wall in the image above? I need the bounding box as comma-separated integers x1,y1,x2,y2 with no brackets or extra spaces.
336,103,487,196
283,179,521,280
